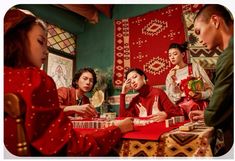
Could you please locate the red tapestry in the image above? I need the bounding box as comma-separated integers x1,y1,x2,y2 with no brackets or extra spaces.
113,4,202,88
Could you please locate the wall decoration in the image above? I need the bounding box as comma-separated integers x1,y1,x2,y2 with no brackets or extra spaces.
47,24,76,56
47,52,73,88
113,4,202,88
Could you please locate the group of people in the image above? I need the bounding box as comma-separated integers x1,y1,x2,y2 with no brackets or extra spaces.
4,4,233,156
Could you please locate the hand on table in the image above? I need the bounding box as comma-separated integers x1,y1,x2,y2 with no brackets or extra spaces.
115,117,134,133
64,104,98,118
147,111,167,122
188,110,204,122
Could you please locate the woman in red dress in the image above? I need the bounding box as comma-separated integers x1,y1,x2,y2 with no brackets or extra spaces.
4,8,133,156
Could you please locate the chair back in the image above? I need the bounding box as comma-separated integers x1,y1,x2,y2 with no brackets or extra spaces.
4,93,30,156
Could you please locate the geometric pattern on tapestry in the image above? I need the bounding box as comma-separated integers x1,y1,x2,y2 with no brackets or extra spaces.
191,57,219,69
113,4,203,88
191,57,218,80
144,56,171,75
169,133,198,146
47,23,76,55
128,140,159,156
183,12,222,69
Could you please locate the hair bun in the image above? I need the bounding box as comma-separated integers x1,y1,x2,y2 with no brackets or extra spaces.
181,42,188,50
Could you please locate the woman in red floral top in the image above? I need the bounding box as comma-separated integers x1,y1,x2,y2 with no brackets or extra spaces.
4,8,133,156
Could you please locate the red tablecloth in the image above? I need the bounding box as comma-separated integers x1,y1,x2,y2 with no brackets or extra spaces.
74,120,188,141
122,121,187,140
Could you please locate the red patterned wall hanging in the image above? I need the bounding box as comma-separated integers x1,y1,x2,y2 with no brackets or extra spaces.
113,4,202,88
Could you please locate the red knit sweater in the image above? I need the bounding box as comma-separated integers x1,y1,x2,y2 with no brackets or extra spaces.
119,84,183,118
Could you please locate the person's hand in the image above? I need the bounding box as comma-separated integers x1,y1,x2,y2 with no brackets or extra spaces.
115,117,134,133
190,91,202,100
188,110,204,122
147,111,167,122
121,79,132,94
168,66,179,82
64,104,98,118
78,104,98,118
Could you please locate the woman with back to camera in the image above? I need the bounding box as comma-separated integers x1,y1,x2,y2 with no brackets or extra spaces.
4,7,134,156
166,42,214,117
119,68,183,122
57,67,99,118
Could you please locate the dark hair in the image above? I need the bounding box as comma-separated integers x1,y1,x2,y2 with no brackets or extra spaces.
72,67,97,91
4,17,47,67
194,4,233,26
125,68,147,80
168,42,188,53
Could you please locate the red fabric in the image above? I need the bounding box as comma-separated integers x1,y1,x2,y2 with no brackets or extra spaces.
119,84,183,118
4,8,35,34
178,98,208,117
113,4,202,88
57,87,90,109
4,66,122,156
177,64,209,117
74,120,188,141
122,120,187,140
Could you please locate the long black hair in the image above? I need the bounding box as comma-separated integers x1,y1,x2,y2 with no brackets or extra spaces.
72,67,97,91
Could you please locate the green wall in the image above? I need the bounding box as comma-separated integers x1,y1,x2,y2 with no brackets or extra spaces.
76,4,167,70
16,4,85,35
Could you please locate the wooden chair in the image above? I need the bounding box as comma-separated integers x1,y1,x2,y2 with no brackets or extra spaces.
4,93,30,156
